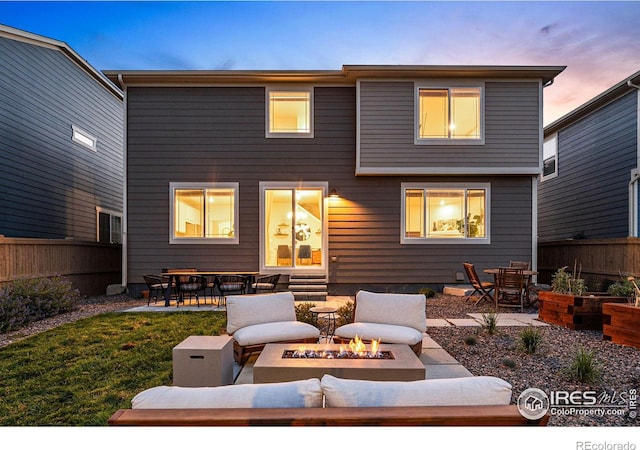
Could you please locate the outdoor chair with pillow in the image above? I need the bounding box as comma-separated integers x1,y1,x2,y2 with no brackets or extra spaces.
216,275,248,307
226,291,320,364
333,290,427,356
142,274,170,306
251,274,281,293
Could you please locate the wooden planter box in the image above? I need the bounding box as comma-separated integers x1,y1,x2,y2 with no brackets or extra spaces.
602,303,640,348
538,291,629,330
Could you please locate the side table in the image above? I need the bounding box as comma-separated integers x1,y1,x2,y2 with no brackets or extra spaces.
173,335,234,387
310,306,338,342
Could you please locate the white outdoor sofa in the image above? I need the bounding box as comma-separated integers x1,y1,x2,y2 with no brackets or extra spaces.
225,291,320,364
334,290,427,356
108,374,550,426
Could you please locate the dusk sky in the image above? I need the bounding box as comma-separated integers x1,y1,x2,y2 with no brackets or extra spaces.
1,1,639,125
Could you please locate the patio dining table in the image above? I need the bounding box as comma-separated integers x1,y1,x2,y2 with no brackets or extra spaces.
158,271,259,307
483,268,538,305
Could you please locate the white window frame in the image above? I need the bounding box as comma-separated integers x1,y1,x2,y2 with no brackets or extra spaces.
541,133,558,181
96,207,122,244
72,125,97,151
169,182,239,245
265,86,314,138
414,82,485,145
401,182,491,244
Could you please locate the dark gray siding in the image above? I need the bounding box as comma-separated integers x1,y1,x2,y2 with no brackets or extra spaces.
0,37,123,240
358,80,541,171
126,86,533,287
538,92,638,241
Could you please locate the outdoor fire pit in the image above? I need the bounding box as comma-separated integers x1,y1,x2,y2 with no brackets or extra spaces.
253,339,425,383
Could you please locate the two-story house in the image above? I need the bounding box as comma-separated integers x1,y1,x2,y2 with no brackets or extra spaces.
0,24,124,294
538,69,640,287
106,65,564,295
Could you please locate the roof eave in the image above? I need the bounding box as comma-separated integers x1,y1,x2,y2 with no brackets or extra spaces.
545,68,640,136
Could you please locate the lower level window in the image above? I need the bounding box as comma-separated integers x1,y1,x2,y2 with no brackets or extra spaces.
170,182,239,244
402,183,489,243
97,208,122,244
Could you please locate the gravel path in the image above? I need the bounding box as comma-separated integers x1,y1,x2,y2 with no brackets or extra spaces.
2,292,638,427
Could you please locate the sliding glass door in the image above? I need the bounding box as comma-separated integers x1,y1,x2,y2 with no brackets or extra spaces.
261,182,327,273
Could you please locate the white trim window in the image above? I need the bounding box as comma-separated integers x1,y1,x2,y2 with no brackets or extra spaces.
402,183,490,244
96,207,122,244
415,84,483,144
72,125,97,151
266,87,314,138
170,182,239,244
542,133,558,180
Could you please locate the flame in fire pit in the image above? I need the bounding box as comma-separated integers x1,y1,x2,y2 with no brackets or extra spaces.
288,335,389,359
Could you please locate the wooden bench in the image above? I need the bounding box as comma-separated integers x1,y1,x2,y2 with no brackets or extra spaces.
108,405,549,426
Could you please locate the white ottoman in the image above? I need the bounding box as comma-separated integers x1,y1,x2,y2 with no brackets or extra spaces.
173,335,234,387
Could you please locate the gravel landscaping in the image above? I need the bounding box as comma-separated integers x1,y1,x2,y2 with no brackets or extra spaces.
1,291,638,427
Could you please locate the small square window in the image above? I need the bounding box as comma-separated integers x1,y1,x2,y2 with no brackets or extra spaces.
266,88,313,138
170,182,239,244
416,85,483,143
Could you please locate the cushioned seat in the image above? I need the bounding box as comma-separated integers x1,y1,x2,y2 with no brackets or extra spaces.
226,291,320,364
334,290,427,356
332,322,424,346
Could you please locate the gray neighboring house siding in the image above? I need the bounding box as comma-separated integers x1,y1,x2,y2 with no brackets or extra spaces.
539,77,639,242
111,66,563,293
0,27,124,240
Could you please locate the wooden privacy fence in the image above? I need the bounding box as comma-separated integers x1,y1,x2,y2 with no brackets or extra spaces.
0,237,122,296
538,237,640,291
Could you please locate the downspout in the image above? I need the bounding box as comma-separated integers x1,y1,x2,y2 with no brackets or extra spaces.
627,80,640,237
117,74,128,288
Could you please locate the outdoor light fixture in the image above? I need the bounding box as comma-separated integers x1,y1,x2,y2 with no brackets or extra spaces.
329,188,339,198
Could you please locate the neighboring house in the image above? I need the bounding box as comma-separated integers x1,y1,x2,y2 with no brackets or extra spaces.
538,69,640,287
105,65,564,295
0,25,124,295
0,24,124,242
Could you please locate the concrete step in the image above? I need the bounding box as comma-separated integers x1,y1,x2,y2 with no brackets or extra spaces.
292,291,328,302
287,284,328,291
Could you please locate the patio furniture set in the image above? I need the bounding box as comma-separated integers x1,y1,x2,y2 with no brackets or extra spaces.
109,289,550,426
463,261,537,312
142,271,281,307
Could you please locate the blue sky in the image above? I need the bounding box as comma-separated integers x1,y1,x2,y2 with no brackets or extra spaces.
1,1,639,124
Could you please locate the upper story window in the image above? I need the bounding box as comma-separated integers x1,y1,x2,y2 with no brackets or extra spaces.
542,133,558,180
416,85,483,143
72,125,97,151
402,183,490,244
266,87,313,138
170,182,239,244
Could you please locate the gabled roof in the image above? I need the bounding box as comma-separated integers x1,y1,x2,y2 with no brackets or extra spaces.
545,68,640,136
0,24,123,100
105,65,565,87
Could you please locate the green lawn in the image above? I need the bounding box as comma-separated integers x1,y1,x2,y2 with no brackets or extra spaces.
0,311,227,425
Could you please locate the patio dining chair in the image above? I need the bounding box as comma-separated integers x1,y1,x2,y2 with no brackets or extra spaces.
216,275,248,307
463,262,495,305
251,274,281,293
175,275,208,307
142,274,171,306
495,267,525,312
510,260,532,305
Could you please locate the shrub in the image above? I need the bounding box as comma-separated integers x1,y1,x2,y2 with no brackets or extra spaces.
551,264,587,295
418,287,437,298
294,302,317,325
607,275,636,298
502,357,517,369
0,277,79,333
564,347,601,383
519,326,543,354
481,310,499,335
336,301,355,327
464,334,477,345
